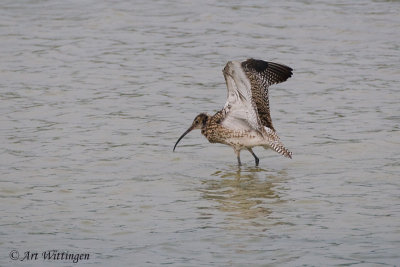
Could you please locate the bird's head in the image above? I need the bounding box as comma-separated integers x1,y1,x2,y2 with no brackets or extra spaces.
173,113,208,151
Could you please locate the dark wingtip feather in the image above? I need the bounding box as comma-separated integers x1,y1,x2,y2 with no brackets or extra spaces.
242,58,293,84
242,58,269,73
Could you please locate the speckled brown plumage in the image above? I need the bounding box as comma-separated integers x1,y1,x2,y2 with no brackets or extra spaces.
242,59,293,131
200,111,249,145
173,59,293,166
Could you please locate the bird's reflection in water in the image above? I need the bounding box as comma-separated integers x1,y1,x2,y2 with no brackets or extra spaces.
200,166,288,223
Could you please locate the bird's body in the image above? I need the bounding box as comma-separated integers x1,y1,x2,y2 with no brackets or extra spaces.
200,110,264,149
174,58,293,166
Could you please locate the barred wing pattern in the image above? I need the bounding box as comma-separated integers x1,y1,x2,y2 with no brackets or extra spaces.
263,127,292,158
241,59,293,131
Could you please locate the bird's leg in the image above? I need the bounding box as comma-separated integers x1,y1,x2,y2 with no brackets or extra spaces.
234,149,242,166
247,148,259,166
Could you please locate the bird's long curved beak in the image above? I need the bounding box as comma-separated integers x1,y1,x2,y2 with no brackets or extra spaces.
173,126,194,151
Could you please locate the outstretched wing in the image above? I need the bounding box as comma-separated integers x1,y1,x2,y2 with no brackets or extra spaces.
221,61,262,132
241,59,293,131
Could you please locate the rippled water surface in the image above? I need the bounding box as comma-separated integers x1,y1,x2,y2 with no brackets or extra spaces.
1,0,399,266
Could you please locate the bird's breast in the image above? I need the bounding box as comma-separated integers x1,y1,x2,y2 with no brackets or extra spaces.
202,123,264,148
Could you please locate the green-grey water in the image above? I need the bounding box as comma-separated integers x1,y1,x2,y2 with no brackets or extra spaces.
1,0,399,266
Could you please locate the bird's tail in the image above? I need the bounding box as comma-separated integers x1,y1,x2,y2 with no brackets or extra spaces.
263,143,292,159
262,127,292,159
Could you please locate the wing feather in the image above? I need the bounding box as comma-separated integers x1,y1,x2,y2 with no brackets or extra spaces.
241,59,293,131
221,61,261,132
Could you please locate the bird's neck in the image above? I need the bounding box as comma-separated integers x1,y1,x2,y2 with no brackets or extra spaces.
201,115,211,129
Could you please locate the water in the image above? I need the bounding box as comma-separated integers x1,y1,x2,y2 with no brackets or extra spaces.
1,0,399,266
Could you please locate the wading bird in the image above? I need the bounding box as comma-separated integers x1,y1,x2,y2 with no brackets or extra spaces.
173,58,293,166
